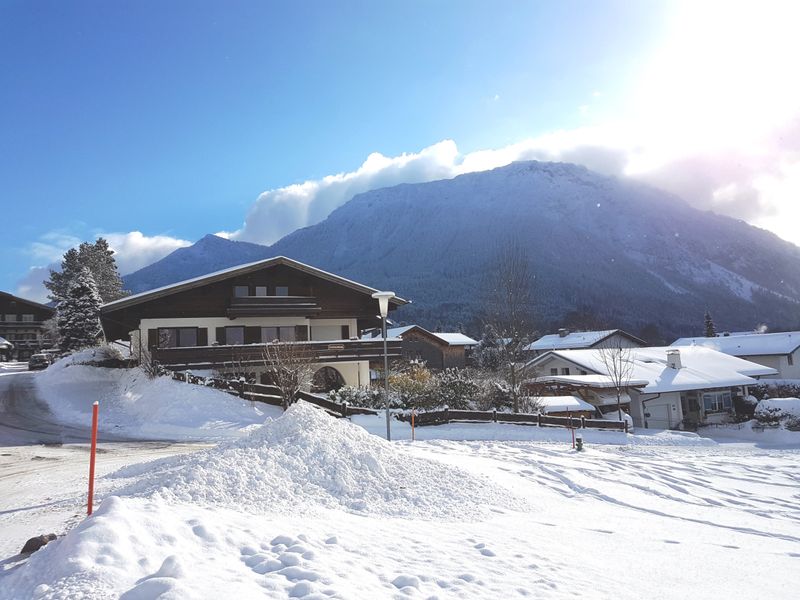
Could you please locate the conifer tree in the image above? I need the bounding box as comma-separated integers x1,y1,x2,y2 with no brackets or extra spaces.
44,238,128,304
57,267,103,351
704,311,716,338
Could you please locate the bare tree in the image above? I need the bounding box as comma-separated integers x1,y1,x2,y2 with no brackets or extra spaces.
483,239,536,412
261,341,316,409
596,340,634,421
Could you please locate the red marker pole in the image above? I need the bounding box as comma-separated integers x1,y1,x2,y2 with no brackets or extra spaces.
87,401,99,516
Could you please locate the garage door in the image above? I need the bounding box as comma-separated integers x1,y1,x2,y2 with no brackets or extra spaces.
645,404,672,429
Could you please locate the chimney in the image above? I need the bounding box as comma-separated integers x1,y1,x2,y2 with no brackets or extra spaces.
558,328,569,338
666,349,682,369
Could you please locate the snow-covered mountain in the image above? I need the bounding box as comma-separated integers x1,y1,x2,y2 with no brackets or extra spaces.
123,161,800,340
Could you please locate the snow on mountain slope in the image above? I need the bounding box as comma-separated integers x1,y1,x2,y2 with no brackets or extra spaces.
122,161,800,339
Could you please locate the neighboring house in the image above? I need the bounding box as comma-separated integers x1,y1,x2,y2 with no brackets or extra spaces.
364,325,478,369
524,346,776,430
672,332,800,380
0,292,55,360
0,336,13,361
99,256,409,391
525,329,647,357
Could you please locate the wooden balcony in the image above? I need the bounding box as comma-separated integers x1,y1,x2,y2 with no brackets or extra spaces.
226,295,323,318
152,339,402,370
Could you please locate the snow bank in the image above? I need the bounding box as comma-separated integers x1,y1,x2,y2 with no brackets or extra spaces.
36,353,274,440
112,402,528,519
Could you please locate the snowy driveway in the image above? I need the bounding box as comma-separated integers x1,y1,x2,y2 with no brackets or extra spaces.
0,368,137,446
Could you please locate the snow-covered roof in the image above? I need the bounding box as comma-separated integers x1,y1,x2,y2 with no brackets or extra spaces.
102,256,409,312
432,332,478,346
526,329,644,351
526,346,777,394
530,374,649,388
533,396,596,413
0,336,12,348
672,332,800,357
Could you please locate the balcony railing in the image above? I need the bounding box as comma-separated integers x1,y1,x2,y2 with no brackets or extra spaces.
152,339,402,370
226,295,322,318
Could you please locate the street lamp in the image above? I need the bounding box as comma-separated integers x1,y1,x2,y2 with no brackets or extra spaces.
372,291,395,441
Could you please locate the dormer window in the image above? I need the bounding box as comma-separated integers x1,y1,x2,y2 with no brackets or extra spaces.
234,286,249,297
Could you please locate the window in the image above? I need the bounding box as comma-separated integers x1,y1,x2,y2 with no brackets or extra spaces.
157,328,198,348
275,286,289,296
225,327,245,345
4,314,16,322
233,286,249,297
341,325,350,340
561,367,570,375
550,368,558,376
702,390,732,413
261,326,296,342
22,314,34,322
255,286,267,297
579,370,588,375
789,353,795,366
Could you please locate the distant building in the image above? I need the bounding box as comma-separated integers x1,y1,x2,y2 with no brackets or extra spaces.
672,332,800,380
0,292,55,360
364,325,478,369
524,346,776,430
525,329,646,357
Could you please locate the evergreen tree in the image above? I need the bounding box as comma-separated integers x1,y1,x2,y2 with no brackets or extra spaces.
44,238,128,304
57,267,103,351
704,310,716,338
474,324,503,371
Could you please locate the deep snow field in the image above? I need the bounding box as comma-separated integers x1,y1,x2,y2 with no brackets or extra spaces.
2,401,799,600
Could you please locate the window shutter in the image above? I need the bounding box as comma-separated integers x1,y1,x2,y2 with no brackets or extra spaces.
215,327,226,345
295,325,308,341
148,329,158,349
245,326,261,344
197,328,208,346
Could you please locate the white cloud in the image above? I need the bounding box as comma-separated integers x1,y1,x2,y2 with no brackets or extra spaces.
17,230,191,303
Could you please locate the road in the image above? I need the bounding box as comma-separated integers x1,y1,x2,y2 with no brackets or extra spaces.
0,365,138,446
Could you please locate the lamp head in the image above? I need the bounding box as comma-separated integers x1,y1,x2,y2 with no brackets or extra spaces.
371,291,395,318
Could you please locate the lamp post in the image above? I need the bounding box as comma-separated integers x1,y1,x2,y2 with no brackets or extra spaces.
372,291,395,441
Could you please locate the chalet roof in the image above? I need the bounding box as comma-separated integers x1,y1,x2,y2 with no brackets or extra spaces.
671,332,800,357
0,291,55,314
526,329,646,351
432,332,478,346
101,256,410,313
530,374,650,388
372,325,477,347
526,346,776,394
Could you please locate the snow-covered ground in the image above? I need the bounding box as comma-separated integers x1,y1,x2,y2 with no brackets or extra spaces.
35,351,278,441
1,402,798,599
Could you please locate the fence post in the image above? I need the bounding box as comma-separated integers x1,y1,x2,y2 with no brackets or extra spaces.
493,408,497,423
537,413,542,427
342,402,348,418
444,405,449,424
581,416,586,429
624,420,629,434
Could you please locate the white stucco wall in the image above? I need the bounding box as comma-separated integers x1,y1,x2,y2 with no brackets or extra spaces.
740,352,800,380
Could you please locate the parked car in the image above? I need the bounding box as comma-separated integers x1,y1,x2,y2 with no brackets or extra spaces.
28,354,50,370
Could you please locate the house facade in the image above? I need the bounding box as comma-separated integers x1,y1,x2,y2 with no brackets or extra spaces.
364,325,478,370
524,346,776,430
672,332,800,380
0,292,55,360
525,329,647,357
100,257,408,390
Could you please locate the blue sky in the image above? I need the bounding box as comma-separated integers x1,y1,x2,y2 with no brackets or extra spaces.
3,1,799,300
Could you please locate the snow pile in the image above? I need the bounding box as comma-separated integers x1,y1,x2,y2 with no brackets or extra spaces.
113,402,527,519
36,356,273,440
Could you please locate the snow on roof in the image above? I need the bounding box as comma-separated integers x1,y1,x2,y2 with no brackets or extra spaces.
432,332,478,346
672,331,800,357
533,395,596,413
527,346,777,394
0,336,12,348
102,256,409,311
386,325,416,338
527,330,620,351
530,374,649,388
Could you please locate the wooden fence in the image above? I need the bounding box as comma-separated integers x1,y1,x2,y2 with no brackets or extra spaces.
169,370,378,418
396,407,628,432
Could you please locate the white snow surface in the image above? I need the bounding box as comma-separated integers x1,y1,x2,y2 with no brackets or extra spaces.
35,350,274,440
673,331,800,357
110,402,527,519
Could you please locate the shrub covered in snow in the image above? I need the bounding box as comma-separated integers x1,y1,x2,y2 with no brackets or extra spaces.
751,381,800,402
328,385,384,409
754,398,800,429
